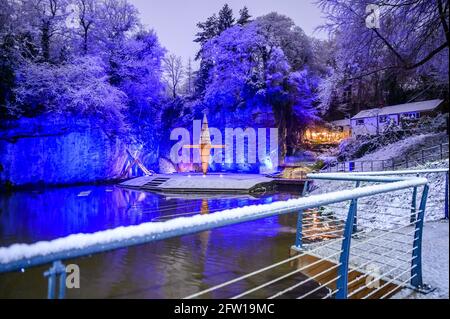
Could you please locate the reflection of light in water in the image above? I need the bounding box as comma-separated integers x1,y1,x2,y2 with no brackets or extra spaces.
199,199,211,256
264,157,273,169
137,193,146,202
200,199,209,215
303,209,340,242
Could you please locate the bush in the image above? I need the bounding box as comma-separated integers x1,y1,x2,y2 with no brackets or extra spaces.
310,159,325,171
337,124,406,161
12,56,128,133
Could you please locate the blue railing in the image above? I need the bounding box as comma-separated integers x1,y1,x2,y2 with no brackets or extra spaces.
300,169,448,298
0,168,448,299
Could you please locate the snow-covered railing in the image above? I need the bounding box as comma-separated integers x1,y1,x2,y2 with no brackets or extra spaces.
323,142,448,173
311,168,449,220
0,169,447,299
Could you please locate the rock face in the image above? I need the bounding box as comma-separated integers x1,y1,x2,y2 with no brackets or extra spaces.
0,115,128,188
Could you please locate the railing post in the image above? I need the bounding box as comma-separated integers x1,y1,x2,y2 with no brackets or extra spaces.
302,180,309,197
445,171,449,220
44,260,66,299
421,150,425,163
440,144,443,160
352,181,361,234
58,265,67,299
410,186,417,224
410,174,419,223
382,160,385,171
336,198,359,299
411,185,431,291
406,156,409,168
45,266,56,300
295,210,303,249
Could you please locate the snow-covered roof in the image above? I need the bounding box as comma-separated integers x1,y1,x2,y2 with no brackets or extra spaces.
330,119,351,127
378,99,443,116
351,108,381,120
351,99,443,120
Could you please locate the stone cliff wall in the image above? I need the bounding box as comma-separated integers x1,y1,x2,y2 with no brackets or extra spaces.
0,115,128,188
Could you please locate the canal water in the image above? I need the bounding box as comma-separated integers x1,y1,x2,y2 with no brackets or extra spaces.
0,185,327,299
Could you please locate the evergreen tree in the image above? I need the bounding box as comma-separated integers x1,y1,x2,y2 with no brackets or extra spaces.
184,57,194,95
194,14,218,60
193,4,237,98
237,7,252,25
217,4,235,33
194,59,212,98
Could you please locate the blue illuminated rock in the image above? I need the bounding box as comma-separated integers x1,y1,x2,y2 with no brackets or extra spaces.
0,115,129,188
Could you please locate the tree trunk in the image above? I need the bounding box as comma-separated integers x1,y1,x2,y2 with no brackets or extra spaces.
41,21,50,61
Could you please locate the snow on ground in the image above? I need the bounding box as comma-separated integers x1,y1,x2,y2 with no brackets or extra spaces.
309,159,449,299
310,159,449,229
392,220,449,299
358,132,448,162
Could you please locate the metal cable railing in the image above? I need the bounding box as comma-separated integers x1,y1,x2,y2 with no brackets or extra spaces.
323,142,448,173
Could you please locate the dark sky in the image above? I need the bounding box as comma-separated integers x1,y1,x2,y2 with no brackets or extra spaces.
129,0,327,64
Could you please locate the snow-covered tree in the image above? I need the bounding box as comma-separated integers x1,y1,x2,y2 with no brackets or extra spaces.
75,0,98,55
237,7,252,25
163,54,184,98
217,4,235,33
317,0,449,116
182,57,195,95
256,13,313,72
13,56,127,132
201,17,318,157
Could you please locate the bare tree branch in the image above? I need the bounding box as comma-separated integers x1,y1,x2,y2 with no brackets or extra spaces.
163,54,184,98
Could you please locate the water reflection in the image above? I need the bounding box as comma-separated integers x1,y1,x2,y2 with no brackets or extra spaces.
302,209,343,243
0,185,329,299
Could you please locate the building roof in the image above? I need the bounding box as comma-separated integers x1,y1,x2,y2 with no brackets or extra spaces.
351,99,443,120
378,99,443,116
351,108,381,120
330,119,351,127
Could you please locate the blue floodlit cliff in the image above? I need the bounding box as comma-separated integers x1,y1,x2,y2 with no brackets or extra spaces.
0,115,129,188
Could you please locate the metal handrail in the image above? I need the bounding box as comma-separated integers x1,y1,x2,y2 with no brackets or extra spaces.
323,142,448,172
0,177,427,273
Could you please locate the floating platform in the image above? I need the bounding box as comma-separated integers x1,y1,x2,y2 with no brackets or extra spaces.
119,173,278,194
